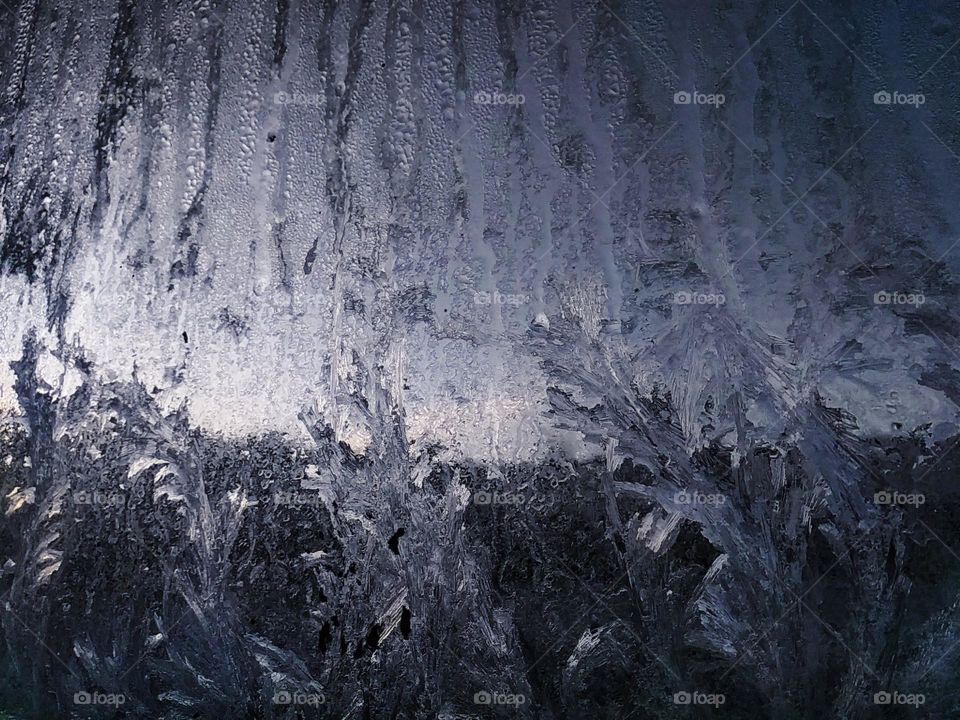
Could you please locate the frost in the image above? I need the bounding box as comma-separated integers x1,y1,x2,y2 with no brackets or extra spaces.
1,0,960,717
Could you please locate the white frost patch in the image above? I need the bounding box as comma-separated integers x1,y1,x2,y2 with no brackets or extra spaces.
564,627,607,673
5,486,36,515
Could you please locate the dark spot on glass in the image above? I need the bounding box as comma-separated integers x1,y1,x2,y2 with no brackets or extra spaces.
388,527,405,554
400,606,411,639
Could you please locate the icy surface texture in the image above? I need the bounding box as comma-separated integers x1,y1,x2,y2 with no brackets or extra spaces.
1,0,960,717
